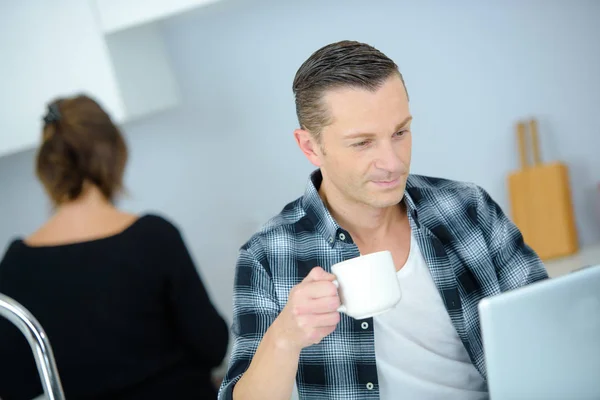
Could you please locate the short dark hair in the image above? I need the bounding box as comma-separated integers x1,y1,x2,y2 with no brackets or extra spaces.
292,40,406,139
36,94,128,205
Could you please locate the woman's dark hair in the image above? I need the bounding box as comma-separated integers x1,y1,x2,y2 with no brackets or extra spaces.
36,94,128,205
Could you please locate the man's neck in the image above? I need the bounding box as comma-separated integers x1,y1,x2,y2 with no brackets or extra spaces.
318,182,406,246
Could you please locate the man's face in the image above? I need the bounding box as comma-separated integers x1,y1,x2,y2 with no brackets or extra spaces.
297,75,412,209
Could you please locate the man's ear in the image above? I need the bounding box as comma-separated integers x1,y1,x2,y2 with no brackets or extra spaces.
294,128,323,167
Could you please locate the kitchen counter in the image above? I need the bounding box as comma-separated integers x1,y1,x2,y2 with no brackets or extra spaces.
543,243,600,278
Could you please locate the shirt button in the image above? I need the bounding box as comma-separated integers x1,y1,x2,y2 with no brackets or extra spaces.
329,237,334,243
366,382,374,390
339,232,346,241
361,322,369,330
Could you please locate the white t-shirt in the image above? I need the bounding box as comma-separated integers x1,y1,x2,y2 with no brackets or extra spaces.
373,235,488,400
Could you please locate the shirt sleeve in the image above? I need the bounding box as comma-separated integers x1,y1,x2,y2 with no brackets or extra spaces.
164,224,230,368
475,186,549,290
218,246,281,400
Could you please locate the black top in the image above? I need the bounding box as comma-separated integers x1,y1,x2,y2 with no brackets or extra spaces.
0,214,229,400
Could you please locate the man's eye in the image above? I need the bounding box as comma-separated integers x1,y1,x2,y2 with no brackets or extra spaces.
352,140,370,148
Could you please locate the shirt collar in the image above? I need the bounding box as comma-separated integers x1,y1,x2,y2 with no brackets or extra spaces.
301,169,419,247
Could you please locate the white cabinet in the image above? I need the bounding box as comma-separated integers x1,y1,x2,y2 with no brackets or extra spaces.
104,24,181,122
93,0,221,34
0,0,229,159
0,0,125,158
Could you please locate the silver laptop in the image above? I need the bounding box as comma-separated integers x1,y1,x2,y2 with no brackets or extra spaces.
478,264,600,400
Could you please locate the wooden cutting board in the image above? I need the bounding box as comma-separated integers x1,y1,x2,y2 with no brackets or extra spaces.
507,118,578,261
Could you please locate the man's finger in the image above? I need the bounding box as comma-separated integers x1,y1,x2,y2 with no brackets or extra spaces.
303,266,336,283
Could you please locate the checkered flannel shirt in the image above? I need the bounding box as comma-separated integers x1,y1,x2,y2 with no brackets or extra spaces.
218,169,548,399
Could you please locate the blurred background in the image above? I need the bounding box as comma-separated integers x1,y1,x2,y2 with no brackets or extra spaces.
1,0,599,383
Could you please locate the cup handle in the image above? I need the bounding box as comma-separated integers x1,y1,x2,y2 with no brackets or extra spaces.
332,280,347,313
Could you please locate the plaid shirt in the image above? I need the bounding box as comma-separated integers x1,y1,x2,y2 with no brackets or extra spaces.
219,170,548,400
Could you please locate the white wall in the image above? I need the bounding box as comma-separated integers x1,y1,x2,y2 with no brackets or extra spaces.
1,0,599,368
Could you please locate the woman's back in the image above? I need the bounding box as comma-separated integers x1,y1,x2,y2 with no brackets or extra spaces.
0,213,228,400
0,93,229,399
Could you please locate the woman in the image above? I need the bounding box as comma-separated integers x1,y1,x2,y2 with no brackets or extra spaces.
0,95,229,399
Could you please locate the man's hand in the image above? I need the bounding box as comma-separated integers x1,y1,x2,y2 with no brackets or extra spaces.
273,267,341,351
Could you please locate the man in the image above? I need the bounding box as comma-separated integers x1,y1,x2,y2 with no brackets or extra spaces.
218,40,548,400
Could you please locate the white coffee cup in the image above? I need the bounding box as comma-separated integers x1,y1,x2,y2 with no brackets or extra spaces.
331,250,401,320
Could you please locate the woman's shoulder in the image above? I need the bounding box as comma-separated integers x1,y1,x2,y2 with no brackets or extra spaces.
135,212,179,230
126,213,192,260
0,239,26,261
0,239,29,279
131,212,185,240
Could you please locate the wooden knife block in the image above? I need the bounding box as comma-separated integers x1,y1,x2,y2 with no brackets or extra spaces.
507,119,578,261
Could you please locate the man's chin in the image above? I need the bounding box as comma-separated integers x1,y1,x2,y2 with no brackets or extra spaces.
367,191,405,209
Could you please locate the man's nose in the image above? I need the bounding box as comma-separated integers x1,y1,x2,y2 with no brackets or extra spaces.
373,141,403,173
